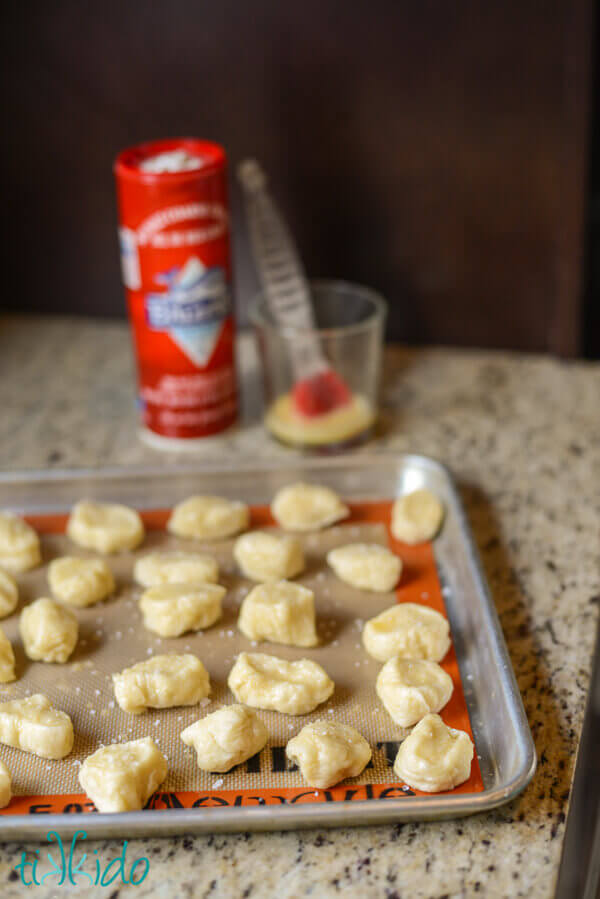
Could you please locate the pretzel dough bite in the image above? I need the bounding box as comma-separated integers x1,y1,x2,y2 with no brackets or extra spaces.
286,721,372,789
362,602,450,663
20,598,78,663
0,627,16,683
0,760,10,808
139,583,225,637
67,501,144,554
228,652,334,715
376,657,453,727
0,569,18,618
79,737,167,813
167,495,249,540
181,704,268,773
134,551,219,588
391,489,444,545
0,512,41,573
237,581,318,647
233,532,304,582
48,556,115,608
113,654,210,715
0,694,73,758
271,483,349,532
327,543,402,593
393,713,473,792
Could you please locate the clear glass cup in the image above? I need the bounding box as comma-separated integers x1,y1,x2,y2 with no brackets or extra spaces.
250,279,387,450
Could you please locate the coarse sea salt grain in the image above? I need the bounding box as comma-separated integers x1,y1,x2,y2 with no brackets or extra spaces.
212,778,224,789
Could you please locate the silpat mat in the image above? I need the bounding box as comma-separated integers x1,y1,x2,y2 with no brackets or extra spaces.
0,502,483,816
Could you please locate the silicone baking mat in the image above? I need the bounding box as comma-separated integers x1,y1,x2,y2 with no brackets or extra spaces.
0,501,483,816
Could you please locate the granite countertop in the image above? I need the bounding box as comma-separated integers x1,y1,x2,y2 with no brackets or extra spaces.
0,315,598,898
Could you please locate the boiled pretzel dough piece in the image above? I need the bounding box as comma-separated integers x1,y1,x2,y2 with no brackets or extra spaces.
271,483,349,532
0,694,73,758
0,760,10,808
286,720,372,788
139,583,225,637
362,602,450,663
238,580,317,647
181,704,268,773
0,627,16,683
376,657,453,727
134,551,219,588
0,512,41,573
391,489,444,544
67,501,144,554
48,556,115,608
233,531,304,582
20,598,78,663
79,737,167,813
0,569,18,618
167,495,249,540
228,652,334,715
393,713,473,792
327,543,402,592
113,654,210,714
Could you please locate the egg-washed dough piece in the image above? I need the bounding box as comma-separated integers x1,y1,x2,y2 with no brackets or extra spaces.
271,483,349,532
0,569,18,618
228,652,334,715
233,531,304,582
139,583,225,637
0,760,11,808
391,489,444,545
286,720,372,789
134,551,219,588
327,543,402,593
48,556,115,608
67,500,144,554
0,512,41,574
181,704,268,773
362,602,450,663
376,657,453,727
167,495,249,540
0,694,73,758
79,737,167,813
0,627,16,683
238,580,318,647
393,713,473,792
19,598,78,663
113,654,210,715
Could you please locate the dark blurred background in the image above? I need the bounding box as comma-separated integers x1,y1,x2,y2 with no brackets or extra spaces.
1,0,597,356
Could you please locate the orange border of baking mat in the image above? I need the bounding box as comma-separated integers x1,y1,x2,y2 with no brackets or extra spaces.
1,502,483,816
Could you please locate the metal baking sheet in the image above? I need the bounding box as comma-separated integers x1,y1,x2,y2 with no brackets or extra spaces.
0,454,536,839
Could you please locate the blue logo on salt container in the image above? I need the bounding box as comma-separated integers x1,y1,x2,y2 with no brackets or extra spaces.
145,257,230,366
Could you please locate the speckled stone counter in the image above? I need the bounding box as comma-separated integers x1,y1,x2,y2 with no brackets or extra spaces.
0,316,598,898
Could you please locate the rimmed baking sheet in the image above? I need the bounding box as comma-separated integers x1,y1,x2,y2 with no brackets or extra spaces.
0,455,535,839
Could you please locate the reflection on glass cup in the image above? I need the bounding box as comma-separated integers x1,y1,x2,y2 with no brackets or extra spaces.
251,280,387,450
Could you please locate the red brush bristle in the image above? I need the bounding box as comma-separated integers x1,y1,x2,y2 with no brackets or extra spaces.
292,370,352,417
